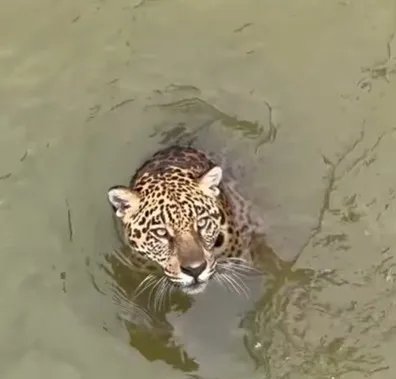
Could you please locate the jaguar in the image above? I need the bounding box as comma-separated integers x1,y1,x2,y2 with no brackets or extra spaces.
107,145,264,296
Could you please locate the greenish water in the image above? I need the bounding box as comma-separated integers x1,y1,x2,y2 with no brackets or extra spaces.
1,0,396,378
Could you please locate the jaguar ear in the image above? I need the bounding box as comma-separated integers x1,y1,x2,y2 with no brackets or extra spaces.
107,186,140,218
198,166,222,197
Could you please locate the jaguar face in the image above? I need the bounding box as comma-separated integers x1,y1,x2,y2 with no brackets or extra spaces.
108,166,223,294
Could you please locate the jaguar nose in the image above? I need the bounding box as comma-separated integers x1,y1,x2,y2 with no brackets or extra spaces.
180,261,207,279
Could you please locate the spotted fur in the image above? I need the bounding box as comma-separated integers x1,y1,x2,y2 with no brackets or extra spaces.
108,145,262,295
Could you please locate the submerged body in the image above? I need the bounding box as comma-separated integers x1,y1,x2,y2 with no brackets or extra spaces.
108,145,263,295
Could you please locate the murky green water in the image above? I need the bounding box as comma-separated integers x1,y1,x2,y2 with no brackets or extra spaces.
2,0,396,378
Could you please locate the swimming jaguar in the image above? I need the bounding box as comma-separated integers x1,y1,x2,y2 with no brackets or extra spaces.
107,145,264,296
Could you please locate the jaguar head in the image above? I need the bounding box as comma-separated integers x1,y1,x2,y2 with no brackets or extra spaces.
108,166,224,295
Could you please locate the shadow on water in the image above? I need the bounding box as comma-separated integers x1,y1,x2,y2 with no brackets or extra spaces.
103,226,310,373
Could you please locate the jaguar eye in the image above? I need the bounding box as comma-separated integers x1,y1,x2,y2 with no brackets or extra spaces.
153,228,168,238
197,218,208,229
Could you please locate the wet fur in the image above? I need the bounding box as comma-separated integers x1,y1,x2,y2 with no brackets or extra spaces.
108,145,265,298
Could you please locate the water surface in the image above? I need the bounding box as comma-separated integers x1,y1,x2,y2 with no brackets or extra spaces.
1,0,396,378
